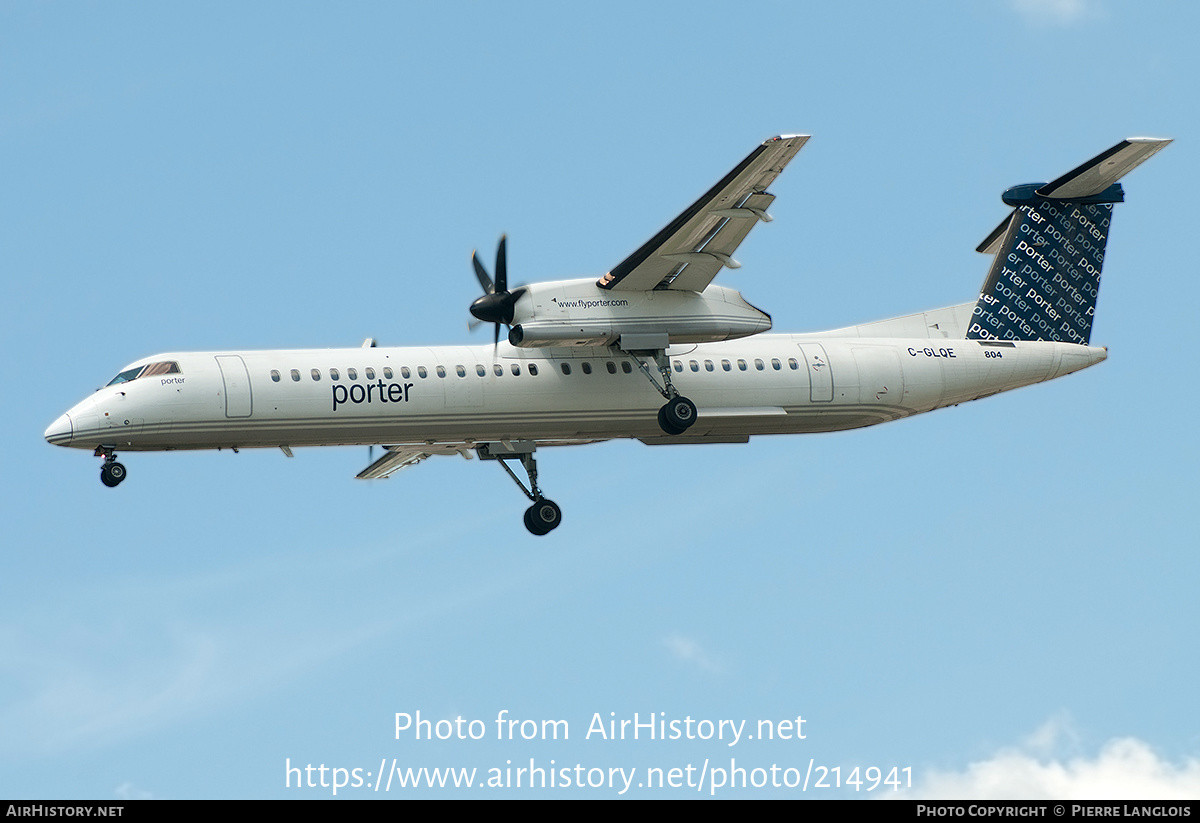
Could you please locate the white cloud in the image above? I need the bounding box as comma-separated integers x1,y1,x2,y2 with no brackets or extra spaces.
1010,0,1098,27
663,634,722,673
114,782,153,800
903,719,1200,799
0,532,550,757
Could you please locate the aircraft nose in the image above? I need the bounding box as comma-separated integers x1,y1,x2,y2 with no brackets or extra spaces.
44,413,72,446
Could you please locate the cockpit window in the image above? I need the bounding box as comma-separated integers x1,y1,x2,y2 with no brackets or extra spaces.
106,361,181,386
141,362,181,377
106,367,144,386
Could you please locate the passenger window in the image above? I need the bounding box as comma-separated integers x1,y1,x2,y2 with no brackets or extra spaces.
365,367,376,380
476,364,487,377
722,360,731,371
511,364,521,376
690,360,699,372
581,362,592,375
772,358,781,370
348,368,358,380
455,365,466,377
311,369,321,381
418,366,428,378
561,363,571,375
437,366,446,378
270,370,281,383
622,362,632,374
704,360,714,372
384,367,394,379
401,366,411,379
494,364,503,376
330,368,340,381
789,358,799,370
738,359,747,371
528,363,539,376
755,359,765,371
673,361,683,373
290,369,301,382
606,361,616,374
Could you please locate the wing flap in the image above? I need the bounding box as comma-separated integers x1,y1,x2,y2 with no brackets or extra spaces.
599,136,808,293
668,192,777,291
356,443,472,480
355,438,611,480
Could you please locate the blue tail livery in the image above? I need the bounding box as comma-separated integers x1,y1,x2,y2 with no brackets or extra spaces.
968,138,1171,344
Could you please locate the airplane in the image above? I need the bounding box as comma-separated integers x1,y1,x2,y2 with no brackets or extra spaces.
44,134,1170,535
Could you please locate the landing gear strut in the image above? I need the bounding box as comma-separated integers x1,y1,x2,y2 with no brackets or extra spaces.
477,441,562,536
95,446,127,488
627,347,697,436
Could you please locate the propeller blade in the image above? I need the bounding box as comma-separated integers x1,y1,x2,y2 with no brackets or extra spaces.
472,251,494,294
495,235,507,293
470,236,518,336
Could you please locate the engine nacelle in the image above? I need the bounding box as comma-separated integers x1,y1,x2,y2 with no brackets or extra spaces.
506,279,771,349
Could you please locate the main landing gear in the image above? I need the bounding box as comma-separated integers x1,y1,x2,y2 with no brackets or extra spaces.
478,441,562,536
628,347,697,436
658,396,697,436
96,446,127,487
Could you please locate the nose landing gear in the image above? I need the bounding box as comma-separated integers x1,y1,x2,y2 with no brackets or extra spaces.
95,447,127,487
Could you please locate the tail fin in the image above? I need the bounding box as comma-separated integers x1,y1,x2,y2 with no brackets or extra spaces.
966,138,1170,344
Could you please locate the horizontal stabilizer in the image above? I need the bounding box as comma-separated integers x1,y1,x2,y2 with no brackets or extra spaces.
967,137,1170,345
1037,138,1172,199
976,212,1015,255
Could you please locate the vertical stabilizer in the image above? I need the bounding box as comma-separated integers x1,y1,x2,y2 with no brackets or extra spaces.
967,138,1169,344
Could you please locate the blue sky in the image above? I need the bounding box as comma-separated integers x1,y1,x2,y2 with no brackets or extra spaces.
4,0,1198,799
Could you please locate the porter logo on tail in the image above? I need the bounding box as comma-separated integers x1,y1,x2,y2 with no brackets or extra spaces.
968,138,1170,344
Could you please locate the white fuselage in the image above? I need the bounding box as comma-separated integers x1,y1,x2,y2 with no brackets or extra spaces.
45,331,1107,453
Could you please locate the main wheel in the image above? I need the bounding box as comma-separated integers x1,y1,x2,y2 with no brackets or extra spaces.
524,498,562,535
661,396,697,433
657,406,684,436
100,461,126,487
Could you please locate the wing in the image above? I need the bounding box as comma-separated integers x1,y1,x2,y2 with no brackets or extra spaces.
355,438,610,480
355,443,472,480
597,135,809,293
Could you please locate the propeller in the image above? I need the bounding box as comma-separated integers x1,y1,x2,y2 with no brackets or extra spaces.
469,235,524,349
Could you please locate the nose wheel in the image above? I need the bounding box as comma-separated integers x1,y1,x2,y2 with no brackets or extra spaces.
96,447,127,487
